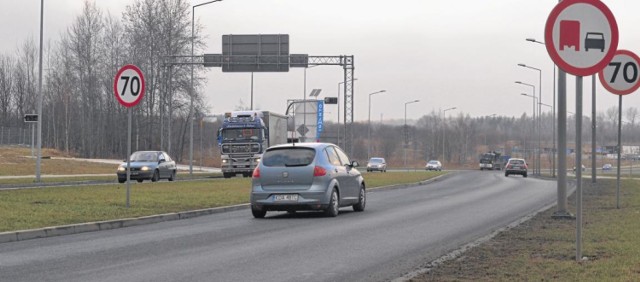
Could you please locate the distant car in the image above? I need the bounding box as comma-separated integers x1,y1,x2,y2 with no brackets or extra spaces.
250,143,365,218
367,157,387,172
425,160,442,171
117,151,177,183
505,158,528,177
602,164,612,171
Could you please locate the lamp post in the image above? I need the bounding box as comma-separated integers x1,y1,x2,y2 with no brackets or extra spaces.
516,81,537,174
442,107,456,163
521,93,537,168
35,0,44,182
337,78,357,147
526,38,557,178
191,0,222,176
518,64,543,176
404,100,420,170
368,90,386,160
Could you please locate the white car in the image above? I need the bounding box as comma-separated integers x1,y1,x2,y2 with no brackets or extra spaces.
425,160,443,171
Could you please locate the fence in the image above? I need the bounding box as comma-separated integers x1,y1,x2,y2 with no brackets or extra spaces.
0,125,34,146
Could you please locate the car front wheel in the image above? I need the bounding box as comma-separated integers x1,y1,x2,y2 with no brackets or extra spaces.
353,185,366,212
324,188,339,217
168,170,176,181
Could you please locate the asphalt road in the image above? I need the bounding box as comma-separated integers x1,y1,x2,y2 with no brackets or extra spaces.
0,170,557,282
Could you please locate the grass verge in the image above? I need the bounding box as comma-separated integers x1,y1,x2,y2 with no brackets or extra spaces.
0,171,444,232
411,178,640,281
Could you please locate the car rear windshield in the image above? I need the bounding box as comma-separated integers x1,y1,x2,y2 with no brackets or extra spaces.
262,148,316,167
509,160,525,165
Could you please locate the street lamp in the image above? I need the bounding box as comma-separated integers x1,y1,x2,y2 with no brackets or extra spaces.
368,90,386,160
516,80,537,174
337,78,357,147
404,100,420,169
442,107,456,163
518,64,543,176
191,0,223,176
526,37,557,178
521,93,537,170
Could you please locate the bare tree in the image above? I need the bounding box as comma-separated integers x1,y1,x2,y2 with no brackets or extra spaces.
0,55,14,125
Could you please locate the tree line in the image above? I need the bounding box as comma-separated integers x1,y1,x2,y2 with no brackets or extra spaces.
1,0,638,166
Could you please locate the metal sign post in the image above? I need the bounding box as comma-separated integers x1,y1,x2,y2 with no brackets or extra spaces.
114,64,146,208
545,0,619,261
598,49,640,209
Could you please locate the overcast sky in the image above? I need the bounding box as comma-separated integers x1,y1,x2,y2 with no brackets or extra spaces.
4,0,640,123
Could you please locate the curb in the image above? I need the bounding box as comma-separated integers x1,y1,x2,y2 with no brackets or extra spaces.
0,204,248,244
0,173,450,244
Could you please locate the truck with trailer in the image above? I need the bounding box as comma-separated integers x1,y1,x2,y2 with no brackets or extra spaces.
479,151,509,171
217,111,290,178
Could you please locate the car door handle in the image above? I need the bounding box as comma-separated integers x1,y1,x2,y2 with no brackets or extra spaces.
334,169,339,173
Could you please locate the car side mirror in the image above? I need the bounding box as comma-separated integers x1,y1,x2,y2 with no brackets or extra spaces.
351,161,359,167
159,159,165,164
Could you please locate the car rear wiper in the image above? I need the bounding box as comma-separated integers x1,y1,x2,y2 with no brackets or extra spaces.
284,163,307,167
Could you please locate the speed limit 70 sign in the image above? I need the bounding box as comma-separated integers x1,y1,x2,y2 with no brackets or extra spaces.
114,64,145,107
598,50,640,96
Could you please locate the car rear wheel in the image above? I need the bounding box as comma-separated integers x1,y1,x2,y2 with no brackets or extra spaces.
505,173,509,177
524,173,528,178
353,185,366,212
324,188,339,217
251,205,266,218
151,170,159,182
118,179,125,183
137,179,144,183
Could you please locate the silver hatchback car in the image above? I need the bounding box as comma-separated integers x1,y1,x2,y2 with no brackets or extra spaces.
250,143,365,218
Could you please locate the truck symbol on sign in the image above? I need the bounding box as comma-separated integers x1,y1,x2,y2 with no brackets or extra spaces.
560,20,580,51
585,32,605,52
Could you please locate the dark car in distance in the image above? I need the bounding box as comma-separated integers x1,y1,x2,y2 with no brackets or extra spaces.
117,151,177,183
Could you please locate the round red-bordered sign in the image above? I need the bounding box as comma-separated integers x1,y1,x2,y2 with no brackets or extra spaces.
598,49,640,96
545,0,618,77
114,64,145,108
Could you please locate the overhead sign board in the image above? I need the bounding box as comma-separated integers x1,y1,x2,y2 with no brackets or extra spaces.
221,34,289,72
114,64,145,108
545,0,618,76
598,49,640,96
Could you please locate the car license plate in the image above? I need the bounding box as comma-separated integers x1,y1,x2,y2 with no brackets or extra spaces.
131,172,139,175
274,194,298,201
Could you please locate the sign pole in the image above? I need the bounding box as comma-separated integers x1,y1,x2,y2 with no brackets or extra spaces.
576,76,583,261
127,108,132,208
592,75,597,184
617,95,622,209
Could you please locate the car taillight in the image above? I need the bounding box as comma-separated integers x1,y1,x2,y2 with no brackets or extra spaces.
524,164,528,169
314,166,327,177
507,165,512,169
252,167,260,178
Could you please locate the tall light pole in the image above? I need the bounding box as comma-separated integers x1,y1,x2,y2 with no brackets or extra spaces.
35,0,44,182
442,107,456,163
516,81,537,174
191,0,222,176
337,78,357,147
526,37,557,178
518,64,543,176
521,93,537,169
404,100,420,170
368,90,386,159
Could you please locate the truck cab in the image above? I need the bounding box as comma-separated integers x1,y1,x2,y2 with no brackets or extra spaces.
218,112,268,178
